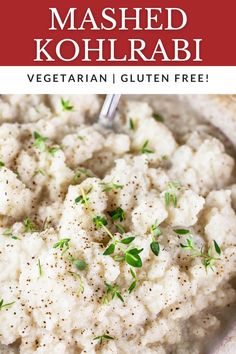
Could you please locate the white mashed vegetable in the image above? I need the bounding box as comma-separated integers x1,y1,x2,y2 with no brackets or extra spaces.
0,95,235,354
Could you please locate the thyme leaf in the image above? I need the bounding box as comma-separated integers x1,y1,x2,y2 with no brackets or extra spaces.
128,268,139,293
150,241,160,256
108,207,126,222
93,334,114,344
100,182,124,192
103,243,115,256
23,217,37,233
174,228,190,235
153,113,164,122
38,259,43,277
53,238,71,255
0,299,15,311
33,131,48,151
93,216,108,229
61,98,74,111
102,282,124,304
140,140,154,154
129,118,136,130
125,248,143,268
164,182,180,208
115,224,126,234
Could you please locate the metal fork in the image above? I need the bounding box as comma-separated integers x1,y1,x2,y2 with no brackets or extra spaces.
98,94,121,128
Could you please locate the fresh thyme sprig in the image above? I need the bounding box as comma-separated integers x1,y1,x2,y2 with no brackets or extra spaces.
53,238,71,256
23,217,37,233
164,181,180,208
75,187,92,205
140,140,154,154
2,227,20,240
48,146,60,156
61,98,74,111
103,235,143,268
73,168,94,182
102,282,124,304
33,132,61,157
103,236,135,256
33,132,48,151
93,334,114,344
180,238,221,272
100,182,124,192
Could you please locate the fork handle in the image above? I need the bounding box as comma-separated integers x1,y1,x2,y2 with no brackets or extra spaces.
98,94,121,128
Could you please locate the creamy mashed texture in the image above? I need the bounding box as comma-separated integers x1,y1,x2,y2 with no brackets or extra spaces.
0,95,235,354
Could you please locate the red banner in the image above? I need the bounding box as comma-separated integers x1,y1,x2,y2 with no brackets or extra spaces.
0,0,235,66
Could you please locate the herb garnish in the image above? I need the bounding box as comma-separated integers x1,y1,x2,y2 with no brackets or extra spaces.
103,234,143,268
103,236,135,256
108,207,126,222
34,168,46,176
129,118,136,130
73,168,93,182
102,282,124,304
124,248,143,267
180,238,221,272
150,222,162,256
3,228,13,237
33,132,48,151
38,259,43,277
115,224,126,234
2,227,19,240
100,182,124,192
48,146,60,156
61,98,74,112
140,140,154,154
153,113,164,122
0,161,5,167
128,268,139,293
93,334,114,344
69,271,84,294
174,228,190,235
33,132,61,157
53,238,71,255
74,259,87,271
150,241,160,256
0,299,15,311
103,243,116,256
68,256,87,271
164,182,180,208
93,215,115,240
75,187,92,205
23,217,37,233
151,223,162,237
93,216,108,229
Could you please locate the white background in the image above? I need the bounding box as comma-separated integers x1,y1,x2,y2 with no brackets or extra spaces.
0,66,235,94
